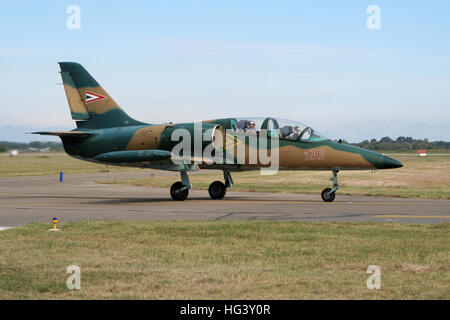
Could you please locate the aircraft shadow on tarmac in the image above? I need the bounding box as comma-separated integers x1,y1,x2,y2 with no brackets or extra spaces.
20,194,325,205
84,197,326,205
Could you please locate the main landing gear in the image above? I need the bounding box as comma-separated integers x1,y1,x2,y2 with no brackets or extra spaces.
170,170,234,201
208,170,233,200
321,169,339,202
170,170,191,201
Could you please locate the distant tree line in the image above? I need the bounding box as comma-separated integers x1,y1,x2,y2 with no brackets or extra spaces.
0,141,64,152
352,136,450,151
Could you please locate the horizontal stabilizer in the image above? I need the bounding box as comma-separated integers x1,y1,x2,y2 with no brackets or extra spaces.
94,150,172,163
30,131,91,138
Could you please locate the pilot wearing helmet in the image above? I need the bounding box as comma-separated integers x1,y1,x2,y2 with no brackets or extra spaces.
245,120,257,135
286,126,301,138
293,126,302,138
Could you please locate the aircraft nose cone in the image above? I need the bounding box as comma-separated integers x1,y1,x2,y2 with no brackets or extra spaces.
378,155,403,169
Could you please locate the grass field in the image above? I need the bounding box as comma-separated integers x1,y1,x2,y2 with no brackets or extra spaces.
0,221,448,299
99,155,450,200
0,154,134,177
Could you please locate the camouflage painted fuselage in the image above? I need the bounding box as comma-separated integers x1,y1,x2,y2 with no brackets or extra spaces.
62,123,402,172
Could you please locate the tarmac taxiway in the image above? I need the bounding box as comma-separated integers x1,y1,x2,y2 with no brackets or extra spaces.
0,171,449,228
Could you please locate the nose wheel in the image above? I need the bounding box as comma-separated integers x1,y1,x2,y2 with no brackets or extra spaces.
321,188,335,202
321,169,339,202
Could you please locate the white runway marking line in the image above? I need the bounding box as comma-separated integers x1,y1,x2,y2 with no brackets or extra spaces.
0,227,14,231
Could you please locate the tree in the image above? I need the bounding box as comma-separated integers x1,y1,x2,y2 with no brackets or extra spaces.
379,136,393,143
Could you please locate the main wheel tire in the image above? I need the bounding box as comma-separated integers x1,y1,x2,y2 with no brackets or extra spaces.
170,181,189,201
208,181,226,200
321,188,336,202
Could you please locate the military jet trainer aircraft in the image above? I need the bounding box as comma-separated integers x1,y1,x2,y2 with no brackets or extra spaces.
33,62,403,201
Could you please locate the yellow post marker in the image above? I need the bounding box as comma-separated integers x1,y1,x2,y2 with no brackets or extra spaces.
49,217,60,232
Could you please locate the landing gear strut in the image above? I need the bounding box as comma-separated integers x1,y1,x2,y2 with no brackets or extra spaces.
208,170,233,200
170,171,191,201
321,169,339,202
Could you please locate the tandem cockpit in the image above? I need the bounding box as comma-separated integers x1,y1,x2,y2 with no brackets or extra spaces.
211,117,328,142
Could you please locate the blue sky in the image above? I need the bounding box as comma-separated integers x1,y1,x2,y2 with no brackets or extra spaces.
1,0,449,142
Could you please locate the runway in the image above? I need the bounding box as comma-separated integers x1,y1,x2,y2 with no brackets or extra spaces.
0,171,449,227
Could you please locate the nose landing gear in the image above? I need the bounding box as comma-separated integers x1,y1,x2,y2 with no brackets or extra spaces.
321,169,339,202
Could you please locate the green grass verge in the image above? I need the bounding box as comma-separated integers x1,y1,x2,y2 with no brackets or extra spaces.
0,221,448,299
0,154,135,177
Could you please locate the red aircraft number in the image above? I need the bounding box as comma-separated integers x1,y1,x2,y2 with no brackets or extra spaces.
304,149,325,160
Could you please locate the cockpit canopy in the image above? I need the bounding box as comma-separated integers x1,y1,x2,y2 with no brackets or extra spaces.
212,117,328,142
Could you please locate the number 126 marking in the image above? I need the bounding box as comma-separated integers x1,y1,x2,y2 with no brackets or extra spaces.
304,149,325,160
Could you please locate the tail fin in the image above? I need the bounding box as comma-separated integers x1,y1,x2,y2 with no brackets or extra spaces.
59,62,145,128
